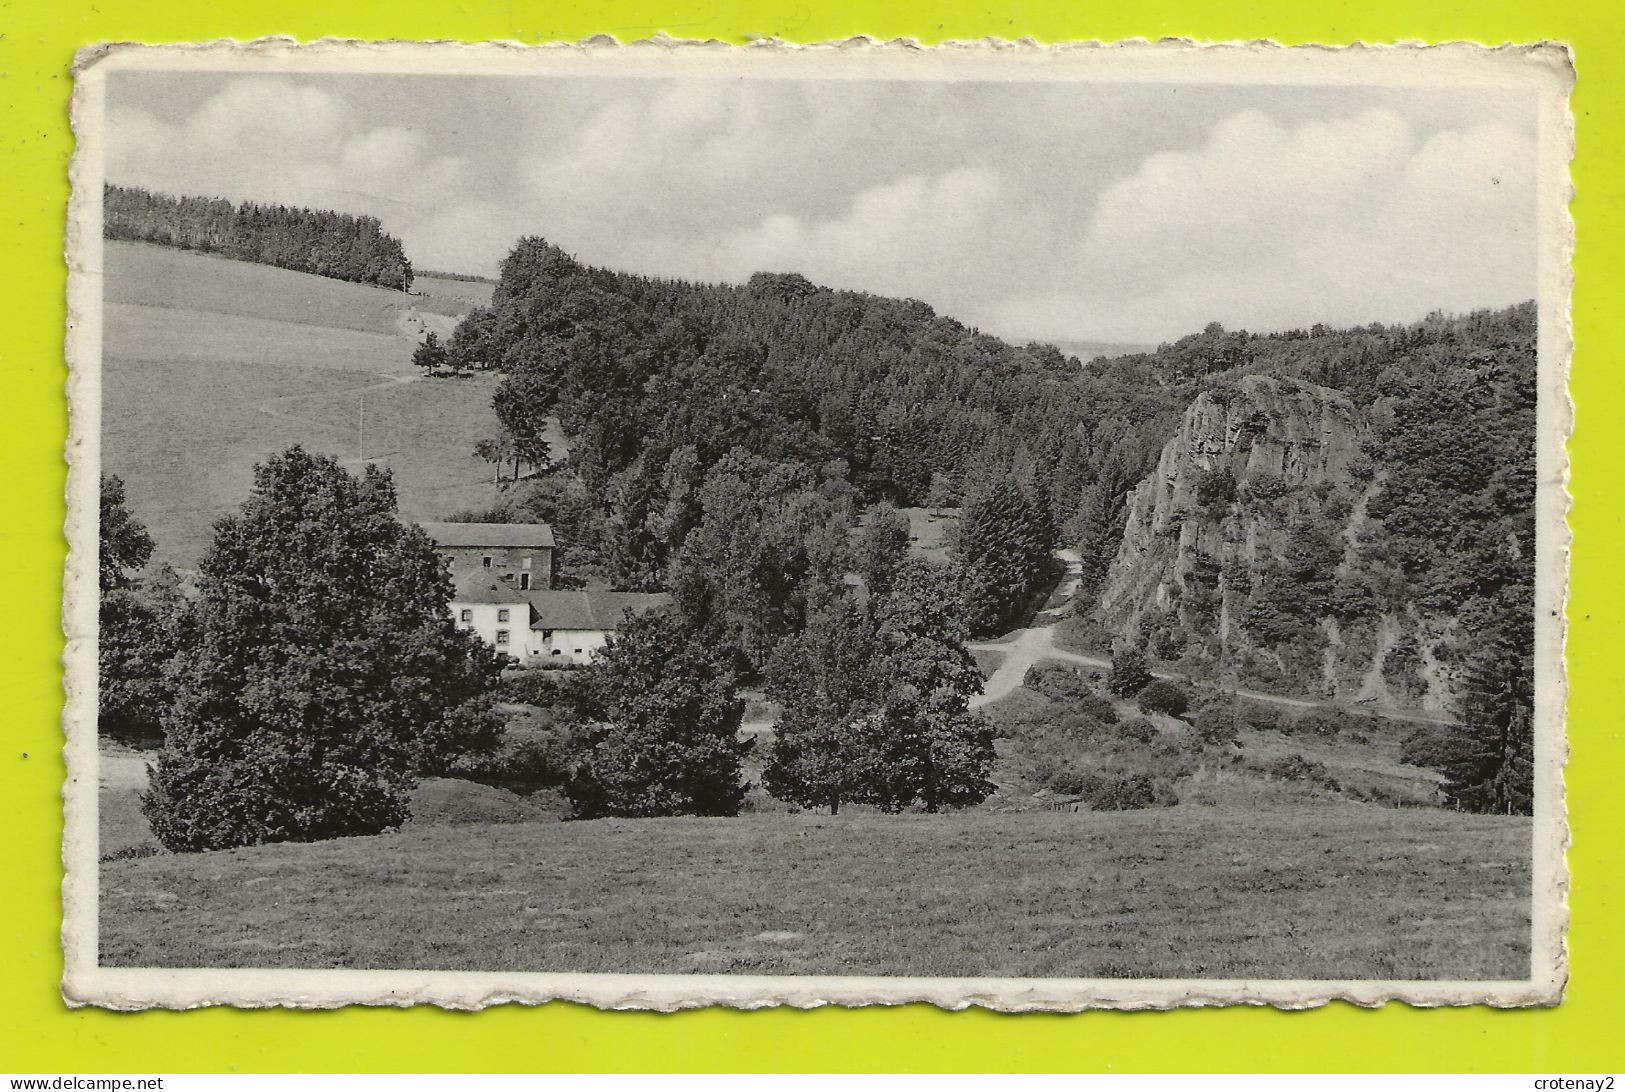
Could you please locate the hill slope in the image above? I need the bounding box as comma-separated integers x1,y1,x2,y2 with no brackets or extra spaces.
100,241,532,569
99,805,1530,980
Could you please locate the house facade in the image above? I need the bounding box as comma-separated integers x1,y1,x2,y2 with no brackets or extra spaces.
432,520,669,666
421,521,554,592
526,590,672,665
449,577,670,666
449,574,534,660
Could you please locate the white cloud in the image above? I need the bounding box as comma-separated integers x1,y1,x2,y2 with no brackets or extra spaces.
705,168,1005,299
108,78,1539,342
991,108,1538,341
107,79,477,271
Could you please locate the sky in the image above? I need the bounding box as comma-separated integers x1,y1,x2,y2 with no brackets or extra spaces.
105,71,1540,345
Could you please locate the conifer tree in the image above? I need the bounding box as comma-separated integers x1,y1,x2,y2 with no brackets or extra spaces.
954,474,1056,637
1438,643,1534,815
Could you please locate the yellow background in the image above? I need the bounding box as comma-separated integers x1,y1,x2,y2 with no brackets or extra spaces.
4,0,1621,1074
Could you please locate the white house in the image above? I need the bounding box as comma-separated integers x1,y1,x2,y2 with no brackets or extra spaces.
449,573,534,660
526,589,672,665
449,573,669,666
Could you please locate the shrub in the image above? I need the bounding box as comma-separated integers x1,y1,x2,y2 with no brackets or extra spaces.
1023,661,1085,699
1151,627,1187,660
1194,466,1237,508
1076,771,1175,811
1050,709,1118,741
1136,679,1190,718
1148,734,1191,759
450,733,571,793
499,669,585,709
1237,701,1284,733
100,842,163,864
1244,474,1293,502
1115,717,1158,743
1072,694,1120,726
1046,763,1091,797
1401,726,1459,770
1108,648,1153,697
1190,702,1240,745
1022,664,1118,724
1254,754,1340,791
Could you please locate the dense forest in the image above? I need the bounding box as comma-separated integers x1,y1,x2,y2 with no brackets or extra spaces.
447,237,1183,581
104,183,414,291
438,235,1537,812
448,238,1533,647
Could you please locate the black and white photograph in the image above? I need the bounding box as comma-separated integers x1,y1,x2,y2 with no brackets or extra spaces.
62,41,1571,1010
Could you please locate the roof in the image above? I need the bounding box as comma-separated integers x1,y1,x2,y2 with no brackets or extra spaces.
526,590,671,631
420,521,555,549
451,573,534,607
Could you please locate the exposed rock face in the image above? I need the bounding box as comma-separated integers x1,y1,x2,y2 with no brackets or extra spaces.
1095,375,1456,711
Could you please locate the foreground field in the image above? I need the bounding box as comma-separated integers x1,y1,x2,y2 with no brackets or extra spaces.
101,242,553,568
100,805,1530,980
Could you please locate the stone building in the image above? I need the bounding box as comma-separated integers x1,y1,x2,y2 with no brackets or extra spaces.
421,521,554,592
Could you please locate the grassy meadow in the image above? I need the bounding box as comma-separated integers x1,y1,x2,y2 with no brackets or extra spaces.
99,804,1530,980
413,274,496,308
101,242,547,569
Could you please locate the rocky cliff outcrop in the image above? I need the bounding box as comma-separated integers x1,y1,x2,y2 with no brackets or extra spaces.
1094,374,1458,711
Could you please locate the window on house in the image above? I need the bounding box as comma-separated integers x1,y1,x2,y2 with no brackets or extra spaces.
574,648,583,655
482,555,492,568
521,557,532,570
519,573,530,590
551,649,562,656
498,609,509,623
495,630,510,645
459,609,472,622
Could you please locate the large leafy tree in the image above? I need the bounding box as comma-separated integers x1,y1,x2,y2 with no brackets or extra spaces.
142,447,505,851
861,560,996,812
854,503,911,598
99,473,154,592
565,608,751,818
761,591,884,814
98,475,176,744
668,451,852,671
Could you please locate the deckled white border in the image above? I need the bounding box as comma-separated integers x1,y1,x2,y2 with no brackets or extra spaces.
61,36,1575,1012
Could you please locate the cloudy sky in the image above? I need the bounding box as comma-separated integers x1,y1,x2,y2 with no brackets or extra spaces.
106,71,1539,345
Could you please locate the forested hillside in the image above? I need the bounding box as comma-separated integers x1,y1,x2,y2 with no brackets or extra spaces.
440,236,1536,810
446,237,1186,575
1090,305,1536,701
449,238,1533,642
104,184,414,291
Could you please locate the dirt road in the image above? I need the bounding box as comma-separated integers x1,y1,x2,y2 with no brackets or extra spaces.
969,549,1452,726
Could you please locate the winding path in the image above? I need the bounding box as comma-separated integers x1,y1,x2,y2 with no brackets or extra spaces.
968,549,1453,726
